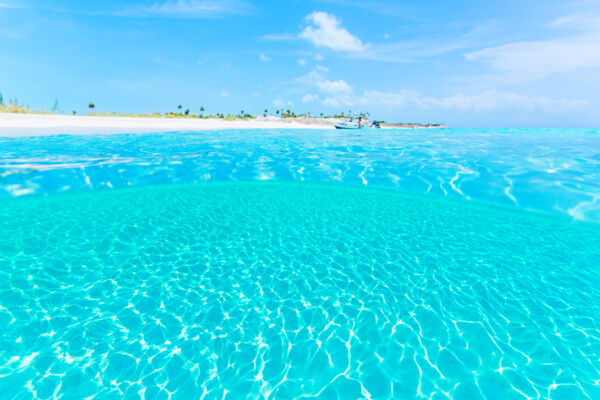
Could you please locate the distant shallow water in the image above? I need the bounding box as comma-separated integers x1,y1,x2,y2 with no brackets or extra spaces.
1,128,599,222
1,182,599,399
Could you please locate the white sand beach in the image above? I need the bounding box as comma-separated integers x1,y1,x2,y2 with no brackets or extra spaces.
0,113,335,137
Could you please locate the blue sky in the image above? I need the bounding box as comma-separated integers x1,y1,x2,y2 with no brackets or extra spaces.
1,0,600,127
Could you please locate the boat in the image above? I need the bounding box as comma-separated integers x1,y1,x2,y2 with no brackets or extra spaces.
334,118,381,130
334,121,361,129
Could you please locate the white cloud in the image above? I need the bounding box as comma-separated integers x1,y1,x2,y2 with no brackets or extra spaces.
302,94,319,103
293,69,325,87
263,18,494,62
383,33,391,39
259,53,269,62
220,91,230,97
293,67,584,113
122,0,250,18
260,33,296,41
550,13,600,30
300,12,369,52
295,69,352,95
315,87,586,112
466,34,600,81
316,65,329,72
359,89,588,112
316,79,352,94
466,12,600,81
272,98,285,107
298,58,306,66
322,97,341,108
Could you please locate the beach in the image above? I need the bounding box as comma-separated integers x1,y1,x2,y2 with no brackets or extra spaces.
0,113,334,137
0,113,447,137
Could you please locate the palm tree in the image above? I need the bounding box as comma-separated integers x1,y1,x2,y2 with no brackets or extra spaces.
88,103,95,110
177,105,182,110
276,110,280,116
185,109,190,116
264,108,268,116
0,92,3,105
320,112,324,117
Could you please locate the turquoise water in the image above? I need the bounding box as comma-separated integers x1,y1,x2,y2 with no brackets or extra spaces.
2,128,600,221
1,129,600,399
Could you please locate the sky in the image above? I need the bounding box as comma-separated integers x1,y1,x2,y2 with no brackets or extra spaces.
1,0,600,127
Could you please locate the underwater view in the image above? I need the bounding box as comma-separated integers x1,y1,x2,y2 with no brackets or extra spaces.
1,129,600,399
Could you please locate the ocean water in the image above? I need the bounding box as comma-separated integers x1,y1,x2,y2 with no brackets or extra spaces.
1,128,599,221
0,129,599,399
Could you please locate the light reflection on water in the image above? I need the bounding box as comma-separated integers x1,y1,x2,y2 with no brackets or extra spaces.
1,128,599,221
1,182,599,399
1,129,600,399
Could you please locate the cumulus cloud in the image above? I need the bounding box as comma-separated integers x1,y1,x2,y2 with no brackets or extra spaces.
294,68,353,96
259,53,269,62
300,12,369,52
313,86,586,112
322,97,341,108
302,94,319,103
272,98,285,107
316,79,352,94
298,58,306,66
220,91,230,97
359,89,588,112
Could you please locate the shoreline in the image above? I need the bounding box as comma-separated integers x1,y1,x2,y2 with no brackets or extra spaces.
0,113,445,137
0,113,331,137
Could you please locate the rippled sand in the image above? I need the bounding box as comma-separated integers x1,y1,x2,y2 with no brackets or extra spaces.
1,182,599,399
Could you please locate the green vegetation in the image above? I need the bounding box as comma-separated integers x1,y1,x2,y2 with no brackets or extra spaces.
0,93,445,127
0,101,30,113
0,97,50,114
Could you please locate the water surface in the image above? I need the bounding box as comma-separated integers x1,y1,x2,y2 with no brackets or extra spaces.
1,128,599,221
1,182,599,399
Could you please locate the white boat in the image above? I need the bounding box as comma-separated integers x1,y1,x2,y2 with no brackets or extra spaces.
334,119,381,130
334,121,361,129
